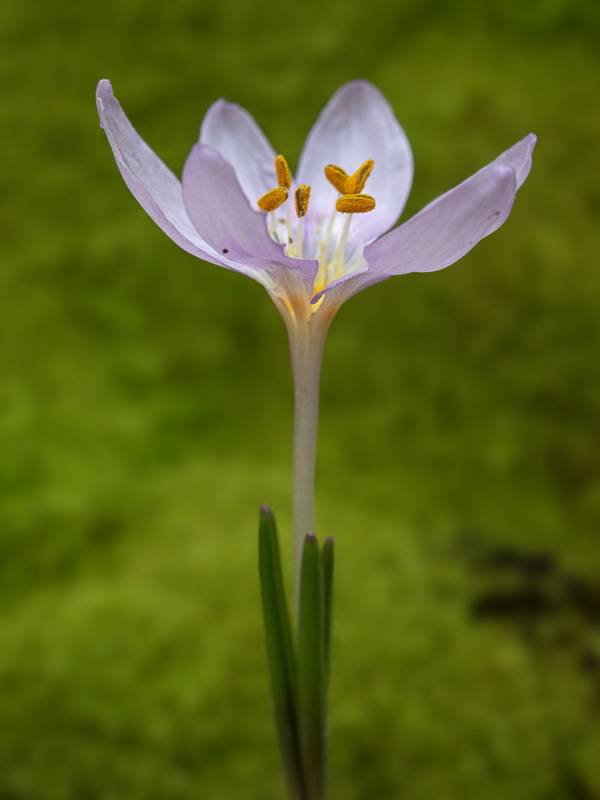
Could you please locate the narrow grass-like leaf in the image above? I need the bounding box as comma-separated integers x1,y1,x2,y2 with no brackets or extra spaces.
297,533,327,800
258,506,306,800
321,537,334,682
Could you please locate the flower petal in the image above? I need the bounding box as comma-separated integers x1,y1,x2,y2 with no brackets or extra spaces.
315,161,514,305
96,80,226,268
493,133,537,189
200,99,277,204
363,164,520,278
182,144,317,291
296,80,413,247
314,134,536,306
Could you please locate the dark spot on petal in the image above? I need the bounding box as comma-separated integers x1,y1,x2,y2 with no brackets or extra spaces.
222,248,229,253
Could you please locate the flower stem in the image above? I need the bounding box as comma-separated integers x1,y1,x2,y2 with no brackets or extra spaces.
287,317,329,611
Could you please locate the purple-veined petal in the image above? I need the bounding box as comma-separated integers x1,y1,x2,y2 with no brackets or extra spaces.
362,165,517,278
296,80,413,249
200,100,278,204
182,144,318,293
96,80,227,268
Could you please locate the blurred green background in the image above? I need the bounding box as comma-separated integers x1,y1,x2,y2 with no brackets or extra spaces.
2,0,600,797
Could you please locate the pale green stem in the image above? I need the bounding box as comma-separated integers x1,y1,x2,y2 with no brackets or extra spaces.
287,318,329,612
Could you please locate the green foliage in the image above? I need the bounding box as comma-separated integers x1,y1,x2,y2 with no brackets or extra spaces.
296,534,329,800
259,506,305,799
259,510,334,800
1,0,600,797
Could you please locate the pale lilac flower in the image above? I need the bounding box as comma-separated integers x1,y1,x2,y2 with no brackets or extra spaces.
96,79,535,577
96,79,535,325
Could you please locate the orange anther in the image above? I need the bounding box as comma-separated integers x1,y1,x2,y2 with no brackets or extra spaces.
324,164,349,193
258,186,288,212
294,185,311,218
345,159,375,193
275,155,292,190
336,193,376,214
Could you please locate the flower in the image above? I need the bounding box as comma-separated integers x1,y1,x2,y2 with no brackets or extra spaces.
96,79,536,331
96,79,535,577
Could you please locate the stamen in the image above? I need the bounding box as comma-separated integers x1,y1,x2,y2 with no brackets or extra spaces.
259,153,376,296
324,164,349,193
324,208,337,240
294,185,311,260
336,193,376,214
330,214,353,281
345,159,374,193
275,155,292,189
285,202,294,255
258,187,288,212
294,185,311,218
268,210,277,239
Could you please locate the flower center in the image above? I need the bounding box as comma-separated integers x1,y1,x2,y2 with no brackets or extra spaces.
257,155,376,296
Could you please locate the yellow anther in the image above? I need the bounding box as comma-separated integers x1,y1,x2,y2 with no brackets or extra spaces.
258,186,288,212
324,164,349,193
345,159,375,194
336,193,376,214
294,184,311,218
275,155,292,190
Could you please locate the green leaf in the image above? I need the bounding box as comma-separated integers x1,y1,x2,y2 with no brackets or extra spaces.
321,537,334,682
258,506,306,800
297,533,327,800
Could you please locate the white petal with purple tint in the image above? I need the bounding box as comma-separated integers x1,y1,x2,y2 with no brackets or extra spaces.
182,144,317,292
297,81,413,249
96,80,226,268
491,133,537,189
363,164,516,277
200,100,278,204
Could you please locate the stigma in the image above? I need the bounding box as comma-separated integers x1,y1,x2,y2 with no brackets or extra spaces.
257,154,376,300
